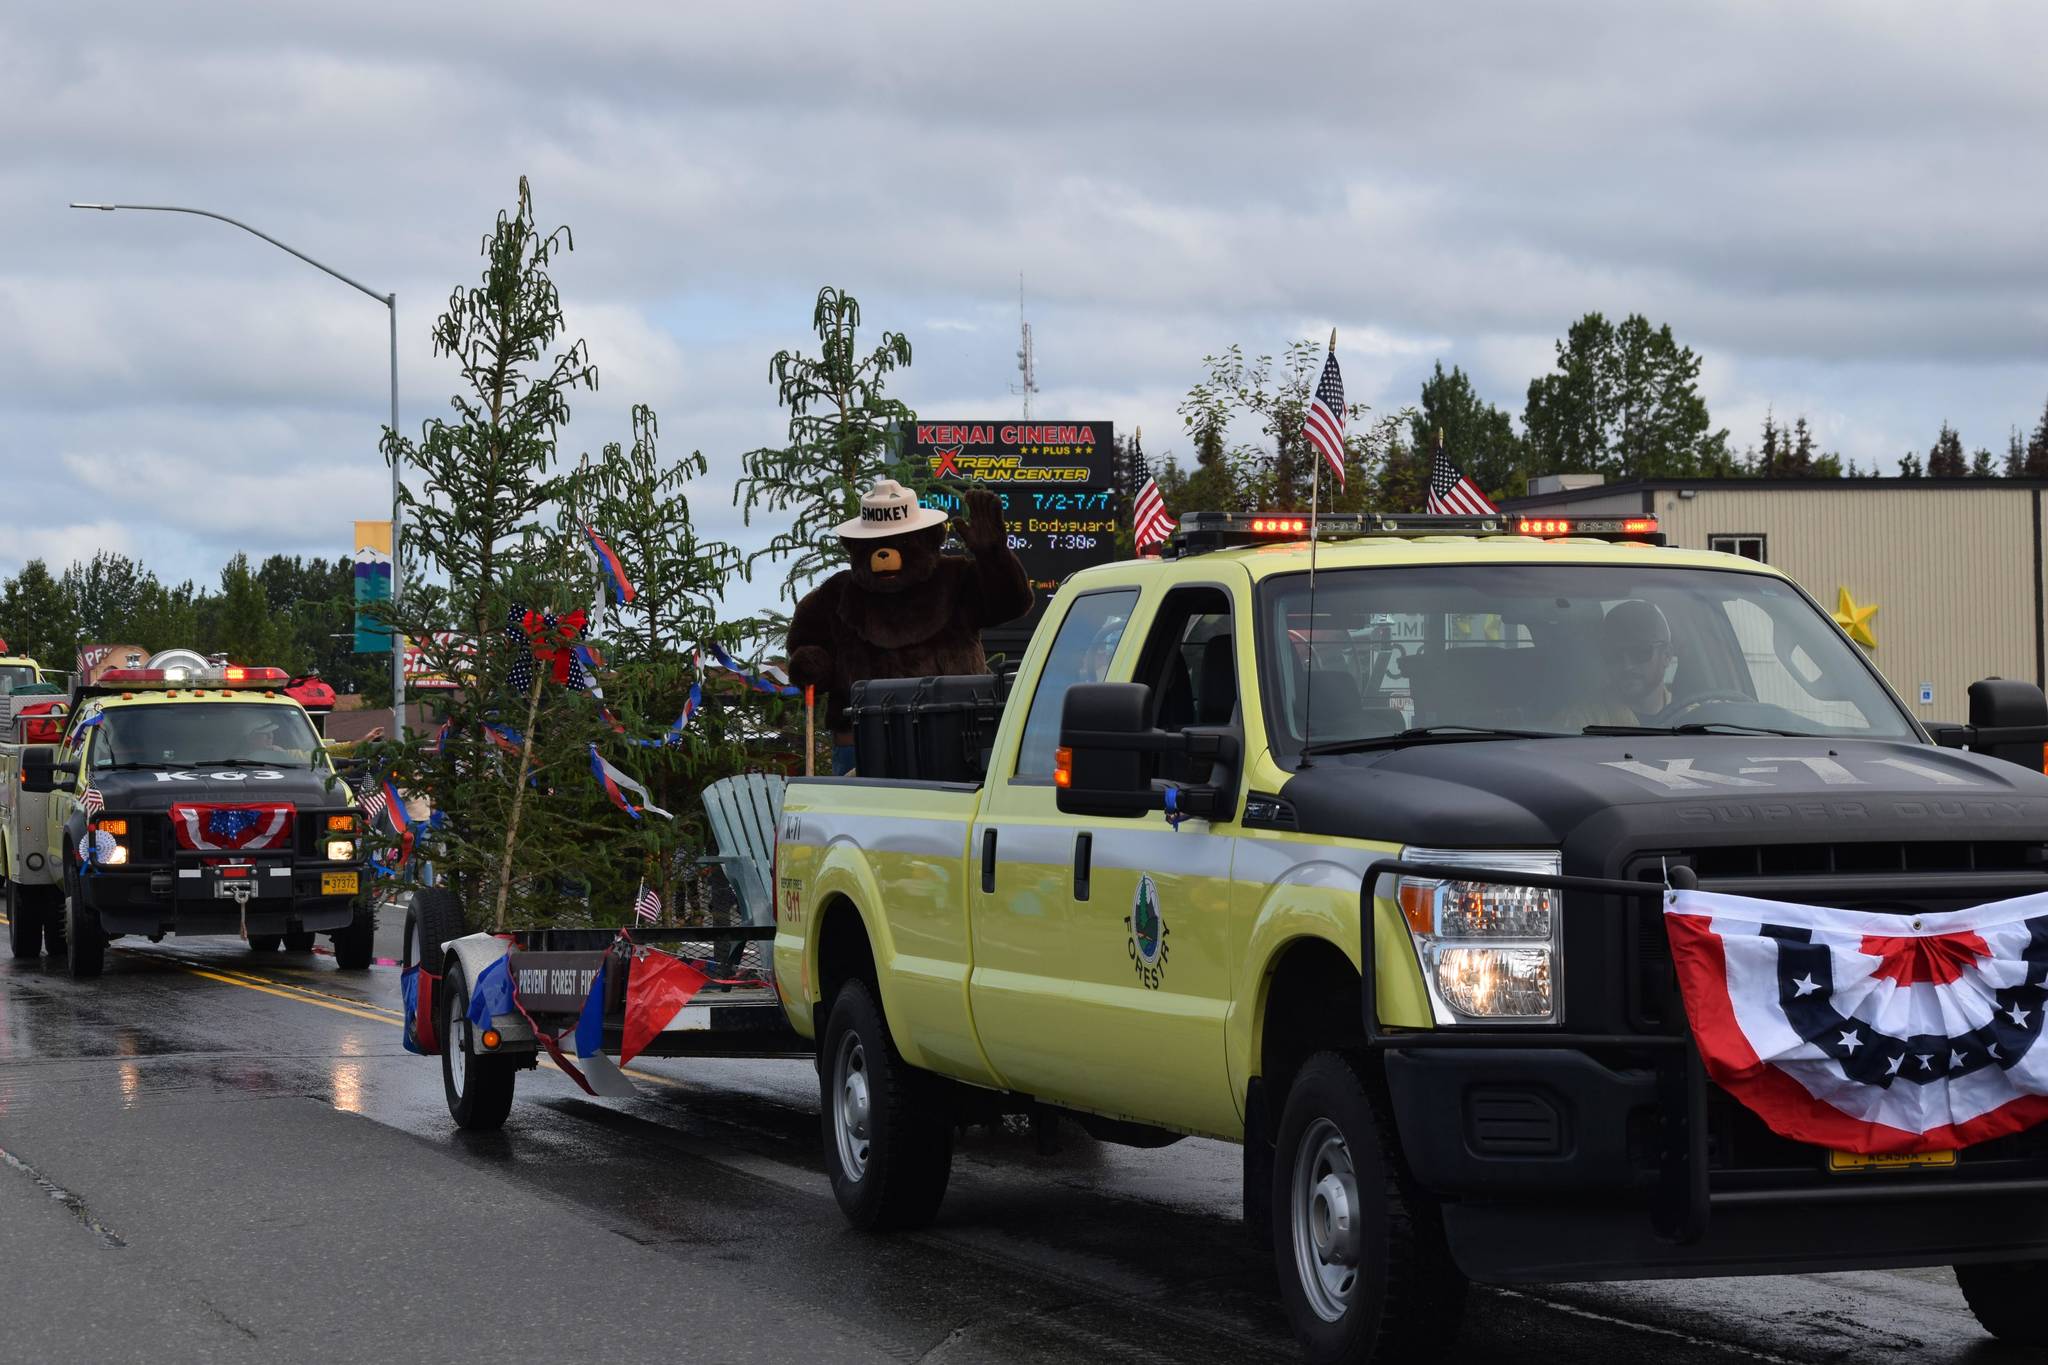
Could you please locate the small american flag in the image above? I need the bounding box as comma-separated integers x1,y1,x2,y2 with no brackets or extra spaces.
1132,477,1175,551
1304,342,1347,490
81,787,104,818
359,785,387,821
1426,442,1500,516
633,879,661,925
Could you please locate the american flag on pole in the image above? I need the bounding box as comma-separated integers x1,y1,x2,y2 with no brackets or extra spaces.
80,786,104,819
634,879,661,925
1426,440,1499,516
1132,477,1175,551
1304,343,1347,490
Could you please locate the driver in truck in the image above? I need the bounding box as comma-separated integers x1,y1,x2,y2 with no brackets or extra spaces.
1553,597,1674,729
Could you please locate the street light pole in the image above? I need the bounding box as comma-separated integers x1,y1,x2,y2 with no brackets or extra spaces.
69,201,408,739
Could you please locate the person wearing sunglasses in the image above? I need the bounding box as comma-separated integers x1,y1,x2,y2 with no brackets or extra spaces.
1550,598,1675,729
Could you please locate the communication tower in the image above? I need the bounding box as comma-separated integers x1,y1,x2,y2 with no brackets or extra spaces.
1011,273,1039,418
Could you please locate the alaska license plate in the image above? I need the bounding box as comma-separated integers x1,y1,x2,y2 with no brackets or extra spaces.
321,871,359,896
1828,1149,1957,1173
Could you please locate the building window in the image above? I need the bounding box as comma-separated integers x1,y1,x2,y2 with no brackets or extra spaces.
1709,534,1766,562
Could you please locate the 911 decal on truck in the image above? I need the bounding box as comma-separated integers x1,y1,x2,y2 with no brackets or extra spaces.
773,509,2048,1364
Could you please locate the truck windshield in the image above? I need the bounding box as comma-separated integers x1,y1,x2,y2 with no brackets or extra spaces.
89,703,326,771
0,665,36,693
1257,563,1915,758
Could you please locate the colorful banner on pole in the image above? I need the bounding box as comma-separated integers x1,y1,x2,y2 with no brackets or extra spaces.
353,520,393,653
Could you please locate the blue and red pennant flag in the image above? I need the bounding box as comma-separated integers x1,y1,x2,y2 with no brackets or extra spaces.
582,524,636,606
589,745,673,820
705,641,801,697
1667,888,2048,1154
620,946,709,1065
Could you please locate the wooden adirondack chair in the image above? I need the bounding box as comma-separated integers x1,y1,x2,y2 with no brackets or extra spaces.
697,772,786,928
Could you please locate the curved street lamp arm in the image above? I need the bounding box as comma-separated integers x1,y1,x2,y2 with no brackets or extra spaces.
72,202,392,305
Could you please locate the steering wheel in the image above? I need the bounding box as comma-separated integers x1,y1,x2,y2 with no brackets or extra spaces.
1653,691,1757,724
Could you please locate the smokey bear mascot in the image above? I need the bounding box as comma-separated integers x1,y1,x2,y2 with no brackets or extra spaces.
786,479,1032,774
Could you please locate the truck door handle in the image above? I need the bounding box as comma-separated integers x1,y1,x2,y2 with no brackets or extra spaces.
981,828,997,894
1073,832,1092,901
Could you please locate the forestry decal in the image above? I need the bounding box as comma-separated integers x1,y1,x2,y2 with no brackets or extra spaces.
1126,874,1171,989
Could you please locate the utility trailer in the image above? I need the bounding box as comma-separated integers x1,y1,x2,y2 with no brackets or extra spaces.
403,891,809,1128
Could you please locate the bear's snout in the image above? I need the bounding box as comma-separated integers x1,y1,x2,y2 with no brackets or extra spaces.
869,547,903,574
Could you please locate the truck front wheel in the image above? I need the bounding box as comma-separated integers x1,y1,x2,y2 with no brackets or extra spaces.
820,979,951,1230
1954,1261,2048,1345
1272,1051,1465,1364
329,904,374,971
6,880,42,959
439,960,516,1130
63,892,104,979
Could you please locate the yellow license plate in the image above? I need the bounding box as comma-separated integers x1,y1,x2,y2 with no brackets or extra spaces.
321,872,359,896
1828,1149,1957,1173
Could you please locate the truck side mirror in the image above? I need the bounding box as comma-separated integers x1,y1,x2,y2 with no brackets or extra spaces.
1970,679,2048,771
19,746,58,794
1056,683,1157,817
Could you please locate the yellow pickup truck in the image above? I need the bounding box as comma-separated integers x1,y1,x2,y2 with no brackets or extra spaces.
776,510,2048,1363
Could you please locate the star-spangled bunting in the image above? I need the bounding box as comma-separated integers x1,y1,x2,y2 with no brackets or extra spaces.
1425,437,1499,516
704,641,801,697
1304,342,1347,490
1132,477,1175,551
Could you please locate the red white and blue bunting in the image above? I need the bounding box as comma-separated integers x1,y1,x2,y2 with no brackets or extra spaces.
1666,888,2048,1154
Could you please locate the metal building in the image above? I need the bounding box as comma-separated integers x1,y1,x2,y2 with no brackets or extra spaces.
1500,477,2048,725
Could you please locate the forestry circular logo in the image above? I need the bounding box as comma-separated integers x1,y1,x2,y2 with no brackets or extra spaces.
1126,874,1171,989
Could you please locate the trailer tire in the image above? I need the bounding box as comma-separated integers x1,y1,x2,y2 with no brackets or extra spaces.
819,978,952,1231
63,891,104,979
1955,1261,2048,1345
7,879,42,959
411,887,465,977
1272,1051,1464,1364
439,958,516,1131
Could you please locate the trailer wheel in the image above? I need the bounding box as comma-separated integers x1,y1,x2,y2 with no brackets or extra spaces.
6,879,42,960
329,904,374,971
1955,1261,2048,1345
439,959,516,1130
819,978,952,1230
1272,1051,1465,1364
282,930,316,953
410,887,465,976
63,892,105,979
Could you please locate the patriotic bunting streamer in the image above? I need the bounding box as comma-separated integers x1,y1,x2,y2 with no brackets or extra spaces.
508,959,637,1098
704,641,801,697
1666,887,2048,1154
582,524,637,606
588,745,673,820
618,680,700,750
169,803,295,852
620,945,709,1065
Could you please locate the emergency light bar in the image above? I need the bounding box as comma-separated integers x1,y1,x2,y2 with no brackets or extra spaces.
1168,510,1665,556
93,666,291,688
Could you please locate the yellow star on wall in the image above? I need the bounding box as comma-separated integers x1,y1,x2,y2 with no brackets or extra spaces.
1834,586,1878,649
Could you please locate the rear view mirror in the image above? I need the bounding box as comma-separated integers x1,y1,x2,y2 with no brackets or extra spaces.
1970,679,2048,772
1055,683,1241,821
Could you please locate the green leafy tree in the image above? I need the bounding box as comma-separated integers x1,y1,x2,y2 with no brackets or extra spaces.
735,287,920,602
1523,312,1730,480
1928,422,1967,478
61,552,145,642
124,576,202,655
1412,363,1527,499
0,560,81,664
202,552,289,665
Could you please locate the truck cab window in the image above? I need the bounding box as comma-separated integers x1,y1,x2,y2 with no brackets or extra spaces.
1133,586,1237,780
1014,589,1138,780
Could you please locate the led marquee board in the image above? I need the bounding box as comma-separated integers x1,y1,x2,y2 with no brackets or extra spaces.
904,421,1119,647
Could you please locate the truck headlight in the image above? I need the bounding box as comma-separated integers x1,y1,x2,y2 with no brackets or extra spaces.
101,842,130,867
1394,848,1561,1024
327,840,357,861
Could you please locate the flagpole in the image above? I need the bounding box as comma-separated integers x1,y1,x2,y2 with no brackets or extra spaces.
1299,329,1334,769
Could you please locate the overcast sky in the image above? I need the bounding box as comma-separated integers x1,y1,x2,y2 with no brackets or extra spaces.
5,1,2047,616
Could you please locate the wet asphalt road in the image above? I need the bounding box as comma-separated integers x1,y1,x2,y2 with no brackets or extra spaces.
0,909,2040,1365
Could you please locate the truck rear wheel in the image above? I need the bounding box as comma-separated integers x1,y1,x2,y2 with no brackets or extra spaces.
439,959,516,1130
819,978,952,1230
1954,1260,2048,1345
6,880,42,959
63,893,104,979
1271,1051,1465,1364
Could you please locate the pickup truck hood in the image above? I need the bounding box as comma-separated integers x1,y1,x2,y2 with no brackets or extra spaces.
86,767,356,815
1274,736,2048,852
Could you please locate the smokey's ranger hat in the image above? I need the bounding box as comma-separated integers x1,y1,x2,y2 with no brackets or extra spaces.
836,478,950,539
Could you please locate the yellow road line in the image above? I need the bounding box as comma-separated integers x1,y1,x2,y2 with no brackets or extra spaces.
171,964,399,1026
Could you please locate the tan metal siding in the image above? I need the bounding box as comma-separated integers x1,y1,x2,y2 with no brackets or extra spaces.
1649,487,2039,724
